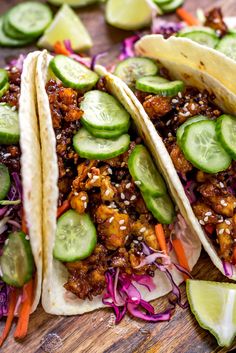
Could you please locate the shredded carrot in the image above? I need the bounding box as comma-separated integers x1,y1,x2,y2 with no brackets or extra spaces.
176,8,200,26
14,279,34,340
54,41,70,56
21,210,27,234
172,238,190,280
0,289,18,347
155,224,168,254
57,199,70,218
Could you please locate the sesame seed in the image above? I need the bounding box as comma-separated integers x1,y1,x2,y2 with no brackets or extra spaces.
178,92,182,98
225,219,231,225
133,240,139,244
140,227,146,233
134,181,141,186
121,162,126,167
226,229,231,234
74,192,79,196
218,218,224,223
138,236,143,241
115,184,120,187
11,67,18,73
130,195,136,201
191,104,195,110
81,196,87,201
179,111,191,117
199,220,205,225
109,217,114,223
120,226,127,230
172,99,178,103
66,168,70,172
119,219,125,225
131,296,138,301
205,211,212,216
123,210,127,214
218,229,224,235
88,172,92,178
124,200,130,205
166,120,171,126
168,132,172,137
219,182,224,188
125,235,129,241
84,202,87,208
107,168,112,174
56,134,61,140
105,189,110,196
204,216,209,222
121,193,125,200
126,183,131,189
91,175,99,183
220,199,226,206
11,106,16,111
199,100,204,105
174,116,178,121
25,235,30,240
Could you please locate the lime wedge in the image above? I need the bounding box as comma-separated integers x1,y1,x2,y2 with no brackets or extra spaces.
48,0,98,7
37,4,92,51
105,0,153,30
187,280,236,347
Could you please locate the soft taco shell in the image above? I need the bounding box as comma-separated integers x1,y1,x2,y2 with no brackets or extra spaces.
36,50,201,315
19,51,43,312
116,34,236,280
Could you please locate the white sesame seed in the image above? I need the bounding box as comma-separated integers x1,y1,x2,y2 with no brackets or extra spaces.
178,92,182,98
81,196,87,201
119,219,125,225
125,235,129,241
140,227,146,233
226,229,231,234
121,162,126,167
172,99,178,103
199,100,204,105
124,200,130,205
91,175,99,183
234,202,236,208
131,296,138,301
225,219,231,225
88,172,92,178
174,116,178,121
218,218,224,223
56,134,61,140
130,195,136,201
11,106,16,111
120,226,127,231
218,229,224,235
168,132,172,137
199,220,205,225
191,104,195,110
105,189,110,196
219,182,224,188
166,120,171,126
109,217,114,223
74,192,79,196
25,235,30,240
5,239,9,245
66,168,70,172
126,183,131,189
220,200,227,206
121,193,125,200
179,111,191,117
134,181,141,186
107,168,112,174
205,211,212,216
204,216,209,222
84,202,87,208
123,210,127,214
133,240,139,244
115,184,120,187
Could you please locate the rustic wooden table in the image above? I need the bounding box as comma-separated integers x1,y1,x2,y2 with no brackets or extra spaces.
1,0,236,352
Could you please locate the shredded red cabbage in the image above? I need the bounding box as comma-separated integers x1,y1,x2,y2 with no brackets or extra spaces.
91,52,107,70
63,40,91,68
0,282,10,318
103,268,173,323
183,180,197,204
7,54,26,71
222,260,234,277
151,19,184,37
119,35,141,60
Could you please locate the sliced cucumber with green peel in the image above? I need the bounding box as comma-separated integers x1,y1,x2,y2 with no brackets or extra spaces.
73,128,130,160
48,0,98,7
80,90,130,131
153,0,172,5
0,163,10,200
178,31,219,48
142,192,175,224
216,115,236,160
181,120,231,173
0,104,20,145
50,55,99,91
83,120,130,138
54,210,97,262
177,115,209,145
0,17,32,47
3,15,28,40
159,0,184,13
114,57,159,89
0,69,8,90
178,26,217,36
216,34,236,61
0,231,34,287
0,82,9,98
136,76,184,96
128,145,166,196
7,2,52,38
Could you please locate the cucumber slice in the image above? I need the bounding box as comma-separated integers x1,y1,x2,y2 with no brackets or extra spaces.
153,0,172,4
177,115,209,145
3,15,28,40
128,144,166,196
178,31,219,48
0,17,32,47
216,34,236,61
73,128,130,160
114,57,158,89
50,55,99,91
0,103,20,145
48,0,98,7
216,115,236,160
0,69,8,90
142,192,175,224
54,210,97,262
80,90,130,131
7,2,52,38
0,164,10,200
0,82,9,98
83,120,130,138
0,231,34,287
136,76,184,97
181,120,231,173
159,0,184,13
178,26,217,36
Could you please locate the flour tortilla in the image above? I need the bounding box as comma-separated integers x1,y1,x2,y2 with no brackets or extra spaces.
115,34,236,280
18,51,42,312
36,50,201,315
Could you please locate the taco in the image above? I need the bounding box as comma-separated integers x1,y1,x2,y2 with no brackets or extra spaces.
112,34,236,279
36,50,201,319
0,51,42,344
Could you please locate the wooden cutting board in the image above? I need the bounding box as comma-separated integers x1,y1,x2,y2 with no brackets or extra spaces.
1,0,236,352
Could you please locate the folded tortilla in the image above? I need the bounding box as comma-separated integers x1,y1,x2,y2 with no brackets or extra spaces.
115,34,236,280
36,50,201,315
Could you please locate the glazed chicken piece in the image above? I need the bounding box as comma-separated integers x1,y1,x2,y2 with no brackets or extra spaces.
95,205,130,250
143,95,172,119
192,201,218,224
204,8,228,36
169,143,193,176
131,218,159,250
70,191,88,214
84,167,116,202
216,220,233,262
58,87,83,122
106,141,136,168
72,160,97,190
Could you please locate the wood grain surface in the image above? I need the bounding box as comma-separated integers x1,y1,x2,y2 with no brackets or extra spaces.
1,0,236,352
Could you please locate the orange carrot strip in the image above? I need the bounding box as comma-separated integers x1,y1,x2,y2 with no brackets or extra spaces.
155,224,168,254
14,279,34,340
0,289,18,347
172,238,190,280
57,199,70,219
21,210,27,234
176,8,200,26
54,41,70,56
